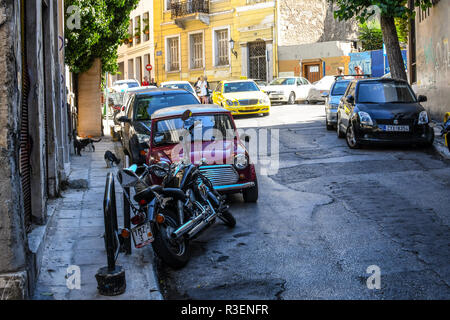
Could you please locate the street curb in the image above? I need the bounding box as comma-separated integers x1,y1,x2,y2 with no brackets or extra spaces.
432,126,450,160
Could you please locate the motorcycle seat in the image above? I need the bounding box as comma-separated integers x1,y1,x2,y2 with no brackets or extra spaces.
134,185,162,203
161,188,186,201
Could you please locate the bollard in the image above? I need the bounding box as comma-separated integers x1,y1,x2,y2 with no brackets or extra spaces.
96,173,126,296
123,155,132,254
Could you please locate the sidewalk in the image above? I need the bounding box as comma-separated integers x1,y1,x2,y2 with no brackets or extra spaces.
33,136,162,300
432,125,450,160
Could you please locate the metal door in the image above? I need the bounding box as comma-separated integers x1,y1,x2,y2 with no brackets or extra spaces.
305,64,321,83
20,0,32,232
248,41,267,81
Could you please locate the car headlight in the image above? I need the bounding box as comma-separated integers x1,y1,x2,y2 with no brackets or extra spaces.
418,111,429,124
234,154,248,170
136,133,150,144
227,99,238,106
358,111,374,126
260,96,270,105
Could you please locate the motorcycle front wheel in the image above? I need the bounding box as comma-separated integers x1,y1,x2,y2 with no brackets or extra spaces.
218,210,236,228
152,209,190,269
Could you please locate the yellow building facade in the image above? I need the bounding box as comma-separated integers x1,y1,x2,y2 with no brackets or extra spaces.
153,0,277,86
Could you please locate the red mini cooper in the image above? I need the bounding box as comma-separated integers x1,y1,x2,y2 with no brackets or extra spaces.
145,104,258,202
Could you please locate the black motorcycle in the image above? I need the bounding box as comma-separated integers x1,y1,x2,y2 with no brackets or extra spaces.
117,111,235,268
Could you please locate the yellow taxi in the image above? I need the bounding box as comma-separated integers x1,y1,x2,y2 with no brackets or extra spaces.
211,80,270,116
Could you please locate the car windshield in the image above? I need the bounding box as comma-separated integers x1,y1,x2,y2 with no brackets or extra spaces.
223,82,259,93
154,114,235,146
134,93,200,121
270,78,296,85
127,82,139,88
162,83,194,93
357,81,417,104
331,81,351,96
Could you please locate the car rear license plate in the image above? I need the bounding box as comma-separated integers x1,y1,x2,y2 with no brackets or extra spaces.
131,222,154,248
380,125,410,132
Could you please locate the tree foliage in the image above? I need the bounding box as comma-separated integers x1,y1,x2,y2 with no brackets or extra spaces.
65,0,139,74
327,0,432,23
359,18,408,51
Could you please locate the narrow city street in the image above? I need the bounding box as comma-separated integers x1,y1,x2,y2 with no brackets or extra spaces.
158,103,450,300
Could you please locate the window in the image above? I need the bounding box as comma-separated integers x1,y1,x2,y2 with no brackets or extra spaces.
143,12,150,42
164,0,172,11
190,33,203,69
134,93,200,121
214,29,229,66
166,36,180,71
223,82,260,93
127,19,133,47
331,81,351,96
357,81,416,104
127,59,134,79
154,114,234,146
134,16,141,45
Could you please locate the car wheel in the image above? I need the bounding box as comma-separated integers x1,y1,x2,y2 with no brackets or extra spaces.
336,116,345,138
243,179,258,203
326,116,334,131
288,92,296,105
346,122,361,149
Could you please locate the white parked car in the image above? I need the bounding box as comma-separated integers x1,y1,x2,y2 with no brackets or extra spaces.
263,77,313,104
306,75,337,104
160,81,197,96
111,79,141,92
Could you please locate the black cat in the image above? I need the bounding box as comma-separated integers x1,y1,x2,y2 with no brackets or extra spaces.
104,150,121,168
73,132,102,156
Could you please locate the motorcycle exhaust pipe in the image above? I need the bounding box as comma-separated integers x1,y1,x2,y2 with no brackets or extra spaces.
171,214,203,239
186,210,219,239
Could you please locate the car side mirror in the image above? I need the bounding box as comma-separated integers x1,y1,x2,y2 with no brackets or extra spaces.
346,95,355,104
118,116,131,123
418,95,427,103
181,109,192,121
153,133,165,145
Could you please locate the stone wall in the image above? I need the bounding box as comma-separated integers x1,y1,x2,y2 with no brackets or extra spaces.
0,0,28,300
278,0,358,46
412,1,449,121
0,0,71,299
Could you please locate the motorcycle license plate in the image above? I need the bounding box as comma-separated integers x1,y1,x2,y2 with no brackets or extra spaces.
131,222,154,248
380,125,410,132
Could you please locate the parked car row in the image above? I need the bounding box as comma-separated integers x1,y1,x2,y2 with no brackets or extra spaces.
323,76,434,149
113,85,259,203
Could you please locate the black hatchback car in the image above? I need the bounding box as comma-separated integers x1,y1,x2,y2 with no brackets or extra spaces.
118,88,200,164
336,78,434,149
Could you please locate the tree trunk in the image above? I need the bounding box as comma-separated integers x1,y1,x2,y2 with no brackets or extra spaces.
380,15,407,81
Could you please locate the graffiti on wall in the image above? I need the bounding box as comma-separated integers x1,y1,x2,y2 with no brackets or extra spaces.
420,37,449,86
349,52,371,75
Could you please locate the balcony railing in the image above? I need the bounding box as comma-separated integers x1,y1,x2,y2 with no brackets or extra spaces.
170,0,210,19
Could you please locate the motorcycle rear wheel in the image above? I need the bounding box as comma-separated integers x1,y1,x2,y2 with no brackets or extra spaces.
152,209,190,269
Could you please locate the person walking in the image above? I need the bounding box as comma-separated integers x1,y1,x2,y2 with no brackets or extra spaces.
354,65,364,79
336,67,345,80
195,77,202,96
198,76,208,104
142,76,150,86
204,76,211,104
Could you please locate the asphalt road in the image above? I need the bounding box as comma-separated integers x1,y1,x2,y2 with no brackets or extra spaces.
157,103,450,300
